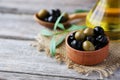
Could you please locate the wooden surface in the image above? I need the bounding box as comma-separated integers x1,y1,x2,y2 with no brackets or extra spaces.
0,0,120,80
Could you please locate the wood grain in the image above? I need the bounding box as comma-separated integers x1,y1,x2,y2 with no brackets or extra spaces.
0,0,96,14
0,13,44,40
0,71,83,80
0,39,98,79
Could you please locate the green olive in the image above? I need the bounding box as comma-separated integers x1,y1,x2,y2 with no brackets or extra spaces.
82,41,95,51
83,27,94,36
38,9,49,19
63,13,69,21
75,30,85,40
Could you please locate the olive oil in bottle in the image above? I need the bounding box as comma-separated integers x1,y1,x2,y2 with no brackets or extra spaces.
86,0,120,41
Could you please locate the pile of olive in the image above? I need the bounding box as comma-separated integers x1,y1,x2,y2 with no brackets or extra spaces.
67,26,108,51
37,9,69,23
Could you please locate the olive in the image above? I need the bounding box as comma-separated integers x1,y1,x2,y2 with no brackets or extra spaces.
76,41,83,50
82,41,95,51
38,9,49,19
60,17,67,23
70,32,75,36
96,35,108,45
95,43,102,50
50,9,56,16
85,36,95,44
68,33,75,45
48,16,57,23
43,17,48,22
83,27,94,36
60,13,69,22
75,30,85,41
94,26,104,35
95,42,106,50
50,9,61,17
70,40,78,49
55,9,61,17
64,13,69,18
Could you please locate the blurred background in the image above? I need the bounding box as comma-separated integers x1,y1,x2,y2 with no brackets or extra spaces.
0,0,97,14
0,0,97,39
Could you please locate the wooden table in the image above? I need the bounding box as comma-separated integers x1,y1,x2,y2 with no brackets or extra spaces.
0,0,120,80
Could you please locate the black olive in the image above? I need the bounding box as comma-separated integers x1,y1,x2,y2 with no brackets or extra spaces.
43,17,48,22
50,9,61,17
76,41,83,50
48,16,57,23
94,26,105,35
72,32,76,36
68,36,74,45
70,40,78,49
96,35,108,45
55,9,61,17
95,43,102,50
68,33,75,45
50,9,56,16
85,36,95,44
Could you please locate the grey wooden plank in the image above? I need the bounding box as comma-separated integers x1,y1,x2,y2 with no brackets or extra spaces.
0,0,96,14
0,71,83,80
0,13,44,40
0,39,100,79
0,39,120,80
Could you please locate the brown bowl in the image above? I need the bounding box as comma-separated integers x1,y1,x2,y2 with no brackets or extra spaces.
34,12,87,29
66,32,109,66
34,13,70,29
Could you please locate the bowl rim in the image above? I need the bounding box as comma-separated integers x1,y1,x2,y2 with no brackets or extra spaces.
66,31,109,54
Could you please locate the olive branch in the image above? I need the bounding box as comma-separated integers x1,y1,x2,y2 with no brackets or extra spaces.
40,12,87,56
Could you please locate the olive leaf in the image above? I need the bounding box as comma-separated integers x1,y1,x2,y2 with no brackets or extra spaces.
74,9,88,13
57,23,65,30
40,29,53,36
56,35,66,47
50,37,56,56
54,13,65,30
41,12,88,57
67,24,87,31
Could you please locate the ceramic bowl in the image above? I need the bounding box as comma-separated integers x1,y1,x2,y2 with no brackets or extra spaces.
66,32,109,66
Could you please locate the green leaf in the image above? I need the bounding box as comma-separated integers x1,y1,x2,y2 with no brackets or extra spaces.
57,23,65,30
54,13,65,30
67,24,87,31
40,29,53,36
56,35,66,47
50,37,56,56
74,9,88,13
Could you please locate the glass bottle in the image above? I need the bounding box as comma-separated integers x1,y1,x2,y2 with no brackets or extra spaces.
86,0,120,40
